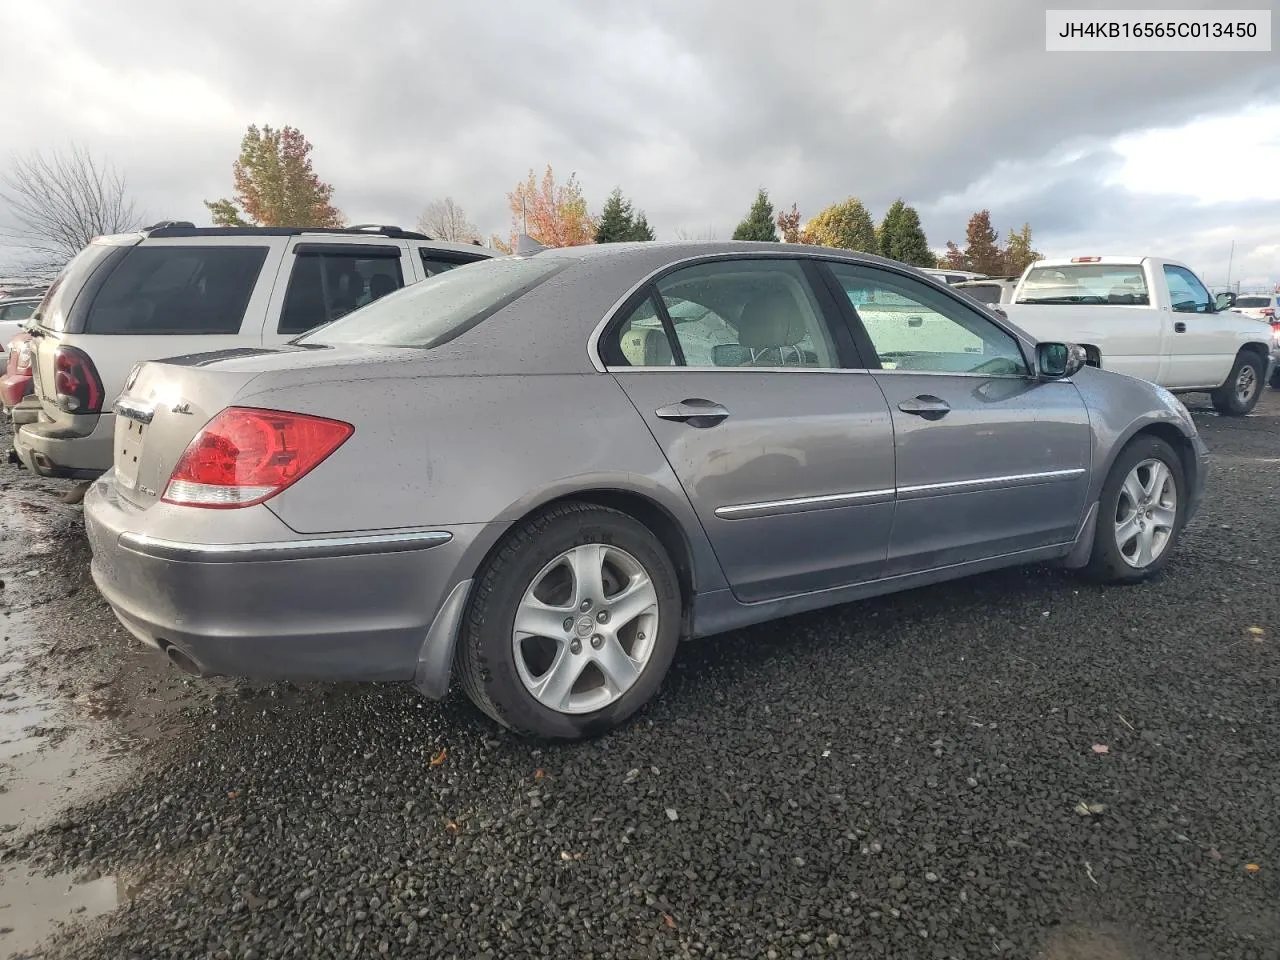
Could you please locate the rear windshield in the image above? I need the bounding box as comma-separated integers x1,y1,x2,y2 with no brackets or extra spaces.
1018,264,1150,305
32,242,119,333
298,256,566,349
85,245,269,334
1235,296,1274,308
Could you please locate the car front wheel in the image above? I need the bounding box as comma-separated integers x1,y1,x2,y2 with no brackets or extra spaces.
1081,434,1186,584
455,502,682,739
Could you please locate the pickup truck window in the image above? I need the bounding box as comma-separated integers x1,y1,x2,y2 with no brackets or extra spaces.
1018,264,1149,306
1163,265,1212,314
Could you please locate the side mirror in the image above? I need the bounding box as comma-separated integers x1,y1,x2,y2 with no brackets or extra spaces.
1214,291,1236,312
1036,341,1087,379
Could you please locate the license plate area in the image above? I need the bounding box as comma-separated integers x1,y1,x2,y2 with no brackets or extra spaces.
116,419,146,492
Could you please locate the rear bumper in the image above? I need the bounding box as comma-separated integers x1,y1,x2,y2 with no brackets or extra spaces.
14,411,113,479
84,474,497,690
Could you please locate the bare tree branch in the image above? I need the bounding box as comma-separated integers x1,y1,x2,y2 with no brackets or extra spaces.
416,197,479,242
0,144,144,274
673,225,719,241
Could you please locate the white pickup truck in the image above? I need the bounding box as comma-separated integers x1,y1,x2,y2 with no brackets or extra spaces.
1001,256,1275,415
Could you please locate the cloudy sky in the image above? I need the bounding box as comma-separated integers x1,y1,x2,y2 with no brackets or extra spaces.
1,0,1277,288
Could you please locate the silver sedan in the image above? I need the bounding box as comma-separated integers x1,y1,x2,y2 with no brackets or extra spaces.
84,242,1209,738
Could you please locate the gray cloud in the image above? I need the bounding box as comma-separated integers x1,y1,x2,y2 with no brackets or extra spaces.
1,0,1277,285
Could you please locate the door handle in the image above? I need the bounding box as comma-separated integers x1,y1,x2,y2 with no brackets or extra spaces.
654,398,730,427
1173,321,1187,333
897,395,951,420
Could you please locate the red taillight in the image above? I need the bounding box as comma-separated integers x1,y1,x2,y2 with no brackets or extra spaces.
1071,256,1102,263
1261,307,1275,318
162,407,353,509
53,345,104,414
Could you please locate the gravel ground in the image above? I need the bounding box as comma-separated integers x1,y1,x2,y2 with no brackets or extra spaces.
1,392,1278,960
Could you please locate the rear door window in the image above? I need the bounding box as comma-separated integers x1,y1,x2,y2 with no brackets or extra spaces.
84,245,269,334
420,248,490,278
279,246,405,334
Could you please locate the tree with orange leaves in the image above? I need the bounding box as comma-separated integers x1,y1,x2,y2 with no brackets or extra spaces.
505,165,596,248
205,124,343,228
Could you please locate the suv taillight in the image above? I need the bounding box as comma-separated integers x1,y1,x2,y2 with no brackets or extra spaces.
162,407,353,508
15,340,32,373
1261,307,1275,318
53,345,104,414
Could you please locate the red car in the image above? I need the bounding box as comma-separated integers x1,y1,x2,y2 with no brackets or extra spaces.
1,330,35,411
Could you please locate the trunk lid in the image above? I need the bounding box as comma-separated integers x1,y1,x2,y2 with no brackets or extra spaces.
110,353,267,508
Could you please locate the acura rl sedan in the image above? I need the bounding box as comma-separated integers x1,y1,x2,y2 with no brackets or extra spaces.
84,242,1209,739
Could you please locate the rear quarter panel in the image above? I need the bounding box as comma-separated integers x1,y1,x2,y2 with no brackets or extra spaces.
237,371,728,590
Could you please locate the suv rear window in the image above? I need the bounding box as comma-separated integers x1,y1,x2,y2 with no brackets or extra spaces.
956,283,1003,304
32,242,120,333
299,256,565,349
1235,296,1274,309
85,245,269,334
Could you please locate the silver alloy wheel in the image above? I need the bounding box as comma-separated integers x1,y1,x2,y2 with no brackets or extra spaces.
1114,458,1177,569
1235,363,1258,405
512,543,659,715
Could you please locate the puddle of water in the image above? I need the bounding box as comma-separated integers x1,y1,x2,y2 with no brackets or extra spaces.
0,599,134,955
0,864,121,958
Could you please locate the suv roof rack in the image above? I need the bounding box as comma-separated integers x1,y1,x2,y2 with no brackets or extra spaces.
142,224,433,241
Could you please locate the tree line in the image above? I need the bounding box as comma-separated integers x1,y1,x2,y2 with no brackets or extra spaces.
1,123,1043,278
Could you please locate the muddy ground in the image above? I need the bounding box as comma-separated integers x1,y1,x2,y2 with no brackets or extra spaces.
0,392,1277,959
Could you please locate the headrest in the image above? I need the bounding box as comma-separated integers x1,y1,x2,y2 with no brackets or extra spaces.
737,290,807,349
619,326,673,366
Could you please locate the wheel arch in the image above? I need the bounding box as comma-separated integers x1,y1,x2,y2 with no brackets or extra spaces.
1097,418,1199,504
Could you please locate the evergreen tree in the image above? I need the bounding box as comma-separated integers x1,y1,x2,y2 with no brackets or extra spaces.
877,199,934,266
595,187,655,242
629,211,655,241
732,188,779,241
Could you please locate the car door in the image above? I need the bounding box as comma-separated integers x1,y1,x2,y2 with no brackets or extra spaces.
600,257,897,604
263,239,412,344
822,261,1092,575
1160,263,1234,388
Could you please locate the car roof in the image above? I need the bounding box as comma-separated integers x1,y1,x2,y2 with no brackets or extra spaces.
90,222,496,256
530,240,927,271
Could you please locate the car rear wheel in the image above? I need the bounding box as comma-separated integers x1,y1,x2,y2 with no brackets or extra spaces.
1211,352,1264,416
1080,434,1186,584
455,502,681,739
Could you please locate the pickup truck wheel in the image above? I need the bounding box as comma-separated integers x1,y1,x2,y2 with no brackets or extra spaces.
1080,435,1186,585
1211,352,1264,415
454,502,682,740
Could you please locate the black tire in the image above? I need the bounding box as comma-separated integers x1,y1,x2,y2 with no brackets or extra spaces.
1270,365,1280,390
1080,434,1186,584
1211,352,1265,416
454,502,682,740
